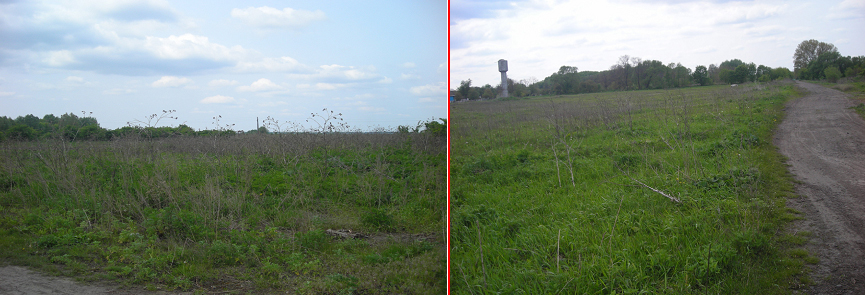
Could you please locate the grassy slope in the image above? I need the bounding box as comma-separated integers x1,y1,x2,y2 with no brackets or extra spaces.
450,81,812,294
0,133,446,294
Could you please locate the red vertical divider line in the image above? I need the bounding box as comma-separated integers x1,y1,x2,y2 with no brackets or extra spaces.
446,0,452,293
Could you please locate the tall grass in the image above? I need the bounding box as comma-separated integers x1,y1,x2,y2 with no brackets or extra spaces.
0,131,446,293
450,81,811,293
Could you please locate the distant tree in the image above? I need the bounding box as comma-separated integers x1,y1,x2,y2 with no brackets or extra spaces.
732,65,750,84
614,55,631,89
824,66,842,83
692,65,709,86
468,88,480,100
806,51,842,80
746,63,757,82
631,57,643,89
482,86,496,99
557,65,578,75
708,64,719,84
42,114,59,125
719,59,745,70
6,125,36,141
257,126,269,134
756,65,772,80
771,67,792,80
15,114,40,130
458,79,472,99
794,39,838,77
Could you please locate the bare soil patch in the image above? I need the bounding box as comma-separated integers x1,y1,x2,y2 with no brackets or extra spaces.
0,265,187,295
775,81,865,294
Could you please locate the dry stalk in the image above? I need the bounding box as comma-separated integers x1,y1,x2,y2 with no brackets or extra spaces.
557,228,561,272
609,195,624,268
552,141,562,187
476,219,487,290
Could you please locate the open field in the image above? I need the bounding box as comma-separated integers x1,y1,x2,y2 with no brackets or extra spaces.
0,132,446,294
450,81,811,293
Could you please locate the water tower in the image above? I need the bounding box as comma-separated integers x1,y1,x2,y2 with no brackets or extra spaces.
498,59,508,98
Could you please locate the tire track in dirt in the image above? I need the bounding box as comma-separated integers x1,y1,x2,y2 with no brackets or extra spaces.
775,81,865,294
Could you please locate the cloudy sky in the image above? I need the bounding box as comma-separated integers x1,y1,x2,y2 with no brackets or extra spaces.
0,0,446,131
451,0,865,87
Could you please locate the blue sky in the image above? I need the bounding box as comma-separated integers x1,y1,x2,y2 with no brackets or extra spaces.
451,0,865,87
0,0,446,131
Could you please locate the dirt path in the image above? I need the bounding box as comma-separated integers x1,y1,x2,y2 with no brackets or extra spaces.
0,266,185,295
775,81,865,294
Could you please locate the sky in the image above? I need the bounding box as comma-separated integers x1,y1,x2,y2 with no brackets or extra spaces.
450,0,865,87
0,0,447,131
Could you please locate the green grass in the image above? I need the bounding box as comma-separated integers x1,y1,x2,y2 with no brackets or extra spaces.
450,81,810,293
0,132,446,294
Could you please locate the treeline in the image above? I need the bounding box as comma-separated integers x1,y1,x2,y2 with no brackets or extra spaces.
793,39,865,82
0,112,236,141
452,57,793,100
452,39,865,100
0,112,447,142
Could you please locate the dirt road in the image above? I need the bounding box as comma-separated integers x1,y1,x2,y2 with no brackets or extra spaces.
0,266,186,294
775,81,865,294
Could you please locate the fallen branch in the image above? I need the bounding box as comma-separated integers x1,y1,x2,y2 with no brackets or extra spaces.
616,165,682,203
325,229,367,239
626,175,682,203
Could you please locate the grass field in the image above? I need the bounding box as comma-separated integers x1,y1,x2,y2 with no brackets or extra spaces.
450,81,813,294
0,131,446,293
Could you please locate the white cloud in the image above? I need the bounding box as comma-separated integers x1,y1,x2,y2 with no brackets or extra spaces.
66,76,85,83
208,79,238,87
316,83,347,90
400,73,420,80
378,77,393,84
103,88,134,95
402,62,416,68
0,92,15,97
359,106,386,112
418,97,440,103
139,34,247,60
151,76,192,87
201,95,235,104
237,78,282,92
829,0,865,19
410,82,446,96
289,64,380,82
231,6,325,29
43,50,76,66
235,56,309,72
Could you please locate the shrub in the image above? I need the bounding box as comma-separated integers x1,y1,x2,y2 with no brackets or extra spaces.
361,208,395,232
825,66,842,83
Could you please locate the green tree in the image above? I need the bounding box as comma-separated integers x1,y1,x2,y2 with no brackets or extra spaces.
467,88,480,100
732,65,750,84
824,66,842,83
719,59,745,70
692,65,709,86
747,63,757,82
794,39,838,76
457,79,472,99
6,125,36,141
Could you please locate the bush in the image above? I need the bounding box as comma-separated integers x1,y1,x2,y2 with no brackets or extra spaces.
825,66,842,83
361,208,395,232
